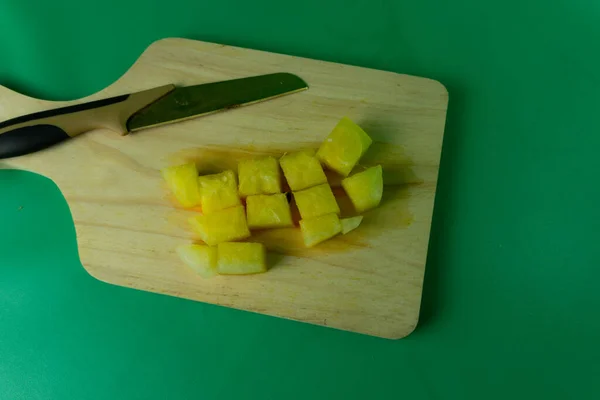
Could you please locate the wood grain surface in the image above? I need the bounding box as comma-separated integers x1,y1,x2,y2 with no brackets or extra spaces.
0,38,448,339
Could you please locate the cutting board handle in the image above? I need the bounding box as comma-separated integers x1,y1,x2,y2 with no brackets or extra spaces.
0,84,174,159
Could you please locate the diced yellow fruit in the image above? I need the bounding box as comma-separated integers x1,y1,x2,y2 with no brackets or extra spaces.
341,216,364,234
279,149,328,191
197,170,240,214
176,244,218,278
189,206,250,246
217,242,267,275
299,213,342,247
246,193,293,229
341,165,383,213
293,183,340,219
238,156,281,197
161,163,201,208
316,117,373,176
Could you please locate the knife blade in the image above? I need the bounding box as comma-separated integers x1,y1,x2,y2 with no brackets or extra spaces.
0,73,308,160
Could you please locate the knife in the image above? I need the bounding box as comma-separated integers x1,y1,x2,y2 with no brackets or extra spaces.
0,73,308,159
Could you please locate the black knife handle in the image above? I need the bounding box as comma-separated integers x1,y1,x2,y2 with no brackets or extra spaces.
0,124,71,159
0,84,174,160
0,95,130,159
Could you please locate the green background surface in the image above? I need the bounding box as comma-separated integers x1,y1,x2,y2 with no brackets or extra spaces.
1,0,599,399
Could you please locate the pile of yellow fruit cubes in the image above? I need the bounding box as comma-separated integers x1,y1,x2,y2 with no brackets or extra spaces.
162,117,383,277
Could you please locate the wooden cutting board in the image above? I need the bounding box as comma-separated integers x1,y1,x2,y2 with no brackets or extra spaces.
0,38,448,339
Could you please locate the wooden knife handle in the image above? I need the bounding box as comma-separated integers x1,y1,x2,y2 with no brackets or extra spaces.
0,84,174,159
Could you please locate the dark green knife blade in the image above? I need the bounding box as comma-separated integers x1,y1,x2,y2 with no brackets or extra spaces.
127,72,308,132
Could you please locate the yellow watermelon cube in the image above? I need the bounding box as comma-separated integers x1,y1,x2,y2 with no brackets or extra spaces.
293,183,340,219
161,162,201,208
176,244,218,278
238,156,281,197
189,205,250,246
299,213,342,247
316,117,373,176
279,149,328,191
341,165,383,213
341,216,363,234
217,242,267,275
246,193,293,229
197,170,240,214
